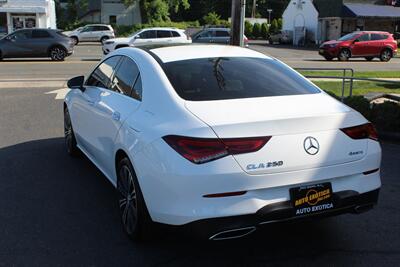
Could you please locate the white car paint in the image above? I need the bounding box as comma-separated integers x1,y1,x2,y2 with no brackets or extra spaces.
64,45,381,235
102,27,191,54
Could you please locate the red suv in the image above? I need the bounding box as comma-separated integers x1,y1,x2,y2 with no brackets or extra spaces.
319,31,398,62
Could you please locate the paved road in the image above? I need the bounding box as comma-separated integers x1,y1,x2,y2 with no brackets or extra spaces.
1,43,399,82
0,86,399,266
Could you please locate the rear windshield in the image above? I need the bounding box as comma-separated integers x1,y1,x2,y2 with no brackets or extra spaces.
163,57,320,101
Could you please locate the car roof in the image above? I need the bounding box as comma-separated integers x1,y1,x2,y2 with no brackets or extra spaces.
84,24,111,27
149,45,270,63
357,31,390,34
141,27,184,31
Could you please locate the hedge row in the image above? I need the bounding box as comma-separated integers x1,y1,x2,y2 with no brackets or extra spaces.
327,93,400,133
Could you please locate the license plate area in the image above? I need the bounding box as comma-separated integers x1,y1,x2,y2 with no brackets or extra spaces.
290,183,334,216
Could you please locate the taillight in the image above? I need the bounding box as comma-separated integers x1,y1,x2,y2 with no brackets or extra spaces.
187,35,192,40
163,135,271,164
341,123,378,141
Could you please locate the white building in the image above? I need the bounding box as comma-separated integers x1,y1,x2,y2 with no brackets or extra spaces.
0,0,56,35
282,0,319,45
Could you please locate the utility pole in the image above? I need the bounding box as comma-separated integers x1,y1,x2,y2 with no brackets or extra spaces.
230,0,246,46
251,0,257,18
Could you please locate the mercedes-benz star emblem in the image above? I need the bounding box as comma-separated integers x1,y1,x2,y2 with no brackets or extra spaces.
303,137,320,155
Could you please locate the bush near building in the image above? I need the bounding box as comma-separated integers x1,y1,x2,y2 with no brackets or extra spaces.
252,23,262,39
245,20,253,39
261,23,269,39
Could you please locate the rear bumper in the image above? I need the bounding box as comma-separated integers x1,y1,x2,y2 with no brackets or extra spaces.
176,188,380,240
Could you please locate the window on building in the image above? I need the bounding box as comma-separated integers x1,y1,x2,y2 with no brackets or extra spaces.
109,16,117,25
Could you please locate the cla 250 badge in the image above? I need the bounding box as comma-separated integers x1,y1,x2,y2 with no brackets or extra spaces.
246,161,283,171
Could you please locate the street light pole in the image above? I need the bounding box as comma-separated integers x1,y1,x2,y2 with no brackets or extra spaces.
267,9,272,26
231,0,246,47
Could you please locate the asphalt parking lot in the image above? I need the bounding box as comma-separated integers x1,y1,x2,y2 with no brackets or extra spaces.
1,44,400,266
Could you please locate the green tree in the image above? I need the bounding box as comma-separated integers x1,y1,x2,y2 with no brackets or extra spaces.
203,11,221,25
252,22,261,39
261,22,269,39
270,19,279,34
245,20,253,39
277,18,283,30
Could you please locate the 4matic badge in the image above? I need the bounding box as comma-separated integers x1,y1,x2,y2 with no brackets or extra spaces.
246,161,283,171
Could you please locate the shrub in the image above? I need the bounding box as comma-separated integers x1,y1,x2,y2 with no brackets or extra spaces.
261,23,269,39
371,101,400,132
203,12,221,26
343,96,372,120
270,19,279,34
252,23,261,39
245,20,253,39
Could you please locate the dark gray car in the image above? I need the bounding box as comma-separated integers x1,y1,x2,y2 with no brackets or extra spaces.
0,29,74,61
192,28,249,46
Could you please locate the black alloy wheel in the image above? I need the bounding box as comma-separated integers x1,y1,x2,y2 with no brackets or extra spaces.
117,157,153,241
50,46,67,61
64,108,79,156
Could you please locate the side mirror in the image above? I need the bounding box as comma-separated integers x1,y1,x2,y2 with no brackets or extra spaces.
353,39,359,43
67,76,85,90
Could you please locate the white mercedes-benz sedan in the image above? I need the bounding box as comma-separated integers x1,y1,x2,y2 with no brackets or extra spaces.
64,45,381,241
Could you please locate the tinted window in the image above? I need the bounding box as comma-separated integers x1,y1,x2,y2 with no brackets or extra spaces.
164,57,320,101
132,74,142,101
32,30,51,38
338,32,359,41
9,30,31,40
111,57,140,96
86,56,121,88
139,30,156,39
157,30,172,38
81,26,94,32
216,30,230,37
199,30,213,38
171,31,180,37
358,34,370,41
371,33,387,40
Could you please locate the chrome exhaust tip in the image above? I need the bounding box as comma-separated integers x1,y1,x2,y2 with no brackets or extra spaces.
209,226,256,241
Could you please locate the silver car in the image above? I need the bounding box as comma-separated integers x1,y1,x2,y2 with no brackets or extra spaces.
0,29,74,61
68,24,115,45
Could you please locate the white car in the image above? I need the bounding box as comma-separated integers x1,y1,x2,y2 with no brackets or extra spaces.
67,24,115,45
102,27,191,55
64,45,381,241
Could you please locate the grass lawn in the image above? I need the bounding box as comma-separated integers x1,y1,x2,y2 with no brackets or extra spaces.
313,81,400,96
299,70,400,78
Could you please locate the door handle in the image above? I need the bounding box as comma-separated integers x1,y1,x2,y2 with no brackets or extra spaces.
86,100,95,106
112,111,121,121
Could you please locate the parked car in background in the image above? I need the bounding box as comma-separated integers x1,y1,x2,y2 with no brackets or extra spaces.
68,24,115,45
268,30,292,44
192,28,249,47
319,31,398,62
0,29,74,61
102,27,191,55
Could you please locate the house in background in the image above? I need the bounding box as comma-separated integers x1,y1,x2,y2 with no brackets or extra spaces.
282,0,400,45
78,0,141,26
0,0,57,35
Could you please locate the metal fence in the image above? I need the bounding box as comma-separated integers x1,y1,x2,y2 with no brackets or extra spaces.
295,67,400,101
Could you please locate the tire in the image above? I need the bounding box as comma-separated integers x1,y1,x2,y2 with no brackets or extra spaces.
49,46,67,61
365,57,374,61
117,157,153,241
380,49,392,62
71,36,79,45
324,56,333,61
0,50,3,61
64,107,79,157
100,36,109,44
268,38,273,44
338,49,350,61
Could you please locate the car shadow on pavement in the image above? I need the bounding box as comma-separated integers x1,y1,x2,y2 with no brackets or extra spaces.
0,138,398,266
0,59,54,62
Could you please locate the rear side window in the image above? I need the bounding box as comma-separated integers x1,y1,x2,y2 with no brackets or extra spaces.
132,74,142,101
157,30,172,38
32,30,51,38
164,57,320,101
86,56,121,88
111,57,140,97
216,30,230,37
371,33,387,40
171,31,181,37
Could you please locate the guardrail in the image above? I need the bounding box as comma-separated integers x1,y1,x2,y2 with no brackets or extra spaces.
295,67,400,101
